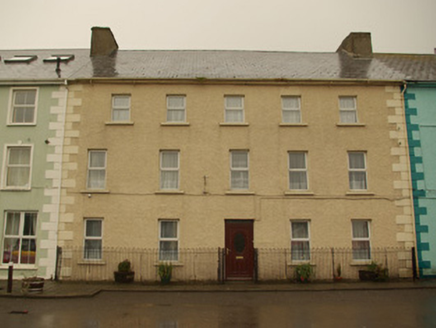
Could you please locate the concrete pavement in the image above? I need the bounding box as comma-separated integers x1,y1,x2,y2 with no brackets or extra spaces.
2,279,436,298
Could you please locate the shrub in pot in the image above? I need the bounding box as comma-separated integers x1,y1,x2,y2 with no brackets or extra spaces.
158,262,173,284
114,259,135,283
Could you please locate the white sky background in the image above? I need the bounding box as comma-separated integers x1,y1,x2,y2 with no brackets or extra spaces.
1,0,435,54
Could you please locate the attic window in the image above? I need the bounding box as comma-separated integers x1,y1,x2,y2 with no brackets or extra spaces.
4,55,37,63
43,55,75,63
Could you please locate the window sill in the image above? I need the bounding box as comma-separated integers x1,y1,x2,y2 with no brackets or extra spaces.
7,123,37,127
155,190,185,195
77,260,106,266
154,262,184,267
1,187,31,191
160,122,190,126
350,260,372,266
287,261,314,266
336,123,366,127
284,191,314,196
279,123,308,127
219,122,249,127
225,191,255,195
346,191,375,196
80,189,110,194
0,264,37,270
105,121,134,126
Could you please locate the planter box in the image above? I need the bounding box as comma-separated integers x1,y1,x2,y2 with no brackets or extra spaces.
114,271,135,283
358,270,377,281
22,277,44,293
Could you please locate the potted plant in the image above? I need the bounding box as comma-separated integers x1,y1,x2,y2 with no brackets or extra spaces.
334,263,343,281
158,262,173,284
114,259,135,283
359,261,389,281
22,276,44,293
294,263,313,283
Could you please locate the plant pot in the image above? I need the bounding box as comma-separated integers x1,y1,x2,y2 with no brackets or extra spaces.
22,277,44,293
114,271,135,283
358,270,377,281
160,274,172,284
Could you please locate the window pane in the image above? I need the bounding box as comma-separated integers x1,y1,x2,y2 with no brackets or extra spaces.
231,152,248,168
159,241,178,261
113,96,129,108
168,96,185,108
352,241,370,260
291,241,310,261
9,148,30,165
225,109,243,122
349,153,365,169
161,152,178,169
160,171,179,189
89,152,106,168
282,97,300,109
161,221,178,238
289,153,306,169
340,97,356,109
86,220,102,237
282,110,301,123
7,167,30,187
231,171,249,189
88,170,106,189
112,108,130,121
5,212,21,236
84,240,102,259
167,109,185,122
2,238,20,264
289,172,307,189
20,239,36,264
15,90,36,105
225,96,243,108
352,221,369,238
13,107,35,123
292,222,309,239
23,213,37,236
340,111,357,123
349,172,367,190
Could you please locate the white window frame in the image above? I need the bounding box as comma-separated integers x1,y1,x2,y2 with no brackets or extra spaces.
83,219,103,260
166,95,186,123
2,145,33,190
339,96,358,123
160,151,180,190
111,95,131,122
230,150,249,190
159,220,179,262
224,95,244,123
8,88,38,125
348,152,368,190
288,152,308,190
2,211,38,266
290,220,311,262
282,96,301,123
86,150,107,190
351,220,371,261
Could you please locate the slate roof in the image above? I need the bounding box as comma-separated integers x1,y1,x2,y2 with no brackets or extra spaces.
1,48,435,82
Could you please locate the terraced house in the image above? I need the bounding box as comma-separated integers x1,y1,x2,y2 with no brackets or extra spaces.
3,27,434,282
55,29,417,282
0,50,89,279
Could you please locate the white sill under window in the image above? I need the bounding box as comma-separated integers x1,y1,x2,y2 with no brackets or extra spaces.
155,190,185,195
225,190,255,195
161,122,190,126
105,121,134,126
78,260,106,265
279,123,308,127
336,123,366,127
219,122,249,127
80,189,110,194
285,191,314,196
346,191,374,196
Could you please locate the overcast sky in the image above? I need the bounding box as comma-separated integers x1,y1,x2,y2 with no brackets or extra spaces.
1,0,435,54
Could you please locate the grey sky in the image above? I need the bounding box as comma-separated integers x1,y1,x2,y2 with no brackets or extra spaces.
1,0,435,54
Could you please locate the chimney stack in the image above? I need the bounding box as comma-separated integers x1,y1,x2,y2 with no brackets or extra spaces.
337,32,373,58
90,27,118,57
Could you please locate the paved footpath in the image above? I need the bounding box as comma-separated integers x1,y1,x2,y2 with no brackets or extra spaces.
2,279,436,298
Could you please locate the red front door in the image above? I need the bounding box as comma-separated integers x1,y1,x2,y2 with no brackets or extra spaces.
225,220,254,280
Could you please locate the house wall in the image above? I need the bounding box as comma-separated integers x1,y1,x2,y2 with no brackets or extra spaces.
405,84,436,277
0,85,66,279
58,82,414,278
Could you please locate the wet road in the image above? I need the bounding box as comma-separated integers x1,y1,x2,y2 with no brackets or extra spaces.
1,289,436,327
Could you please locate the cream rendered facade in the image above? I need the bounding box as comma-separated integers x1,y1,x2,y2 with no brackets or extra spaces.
57,80,414,280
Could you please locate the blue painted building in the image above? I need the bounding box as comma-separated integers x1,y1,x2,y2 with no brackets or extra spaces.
405,82,436,277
